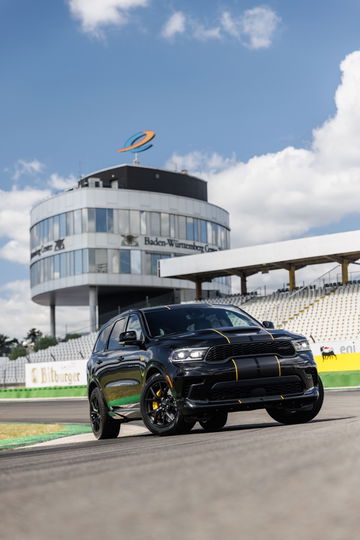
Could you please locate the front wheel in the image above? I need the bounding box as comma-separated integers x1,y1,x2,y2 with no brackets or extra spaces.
89,387,121,439
266,378,324,425
141,373,194,436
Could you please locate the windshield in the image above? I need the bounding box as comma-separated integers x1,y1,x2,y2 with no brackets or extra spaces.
144,306,260,337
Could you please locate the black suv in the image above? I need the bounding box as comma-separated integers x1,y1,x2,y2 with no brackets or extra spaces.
87,303,323,438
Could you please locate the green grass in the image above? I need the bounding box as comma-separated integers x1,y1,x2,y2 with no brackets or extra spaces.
0,385,87,399
0,423,92,450
320,371,360,388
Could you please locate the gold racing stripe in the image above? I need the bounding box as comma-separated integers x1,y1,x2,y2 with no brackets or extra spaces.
211,329,231,343
232,359,239,382
164,306,171,310
275,355,282,376
263,329,274,340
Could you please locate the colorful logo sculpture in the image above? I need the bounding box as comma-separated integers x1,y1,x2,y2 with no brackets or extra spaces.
117,130,156,153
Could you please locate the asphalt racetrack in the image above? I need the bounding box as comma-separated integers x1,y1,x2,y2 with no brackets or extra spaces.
1,391,360,540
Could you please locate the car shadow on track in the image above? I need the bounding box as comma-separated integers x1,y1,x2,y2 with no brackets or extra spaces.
129,415,356,439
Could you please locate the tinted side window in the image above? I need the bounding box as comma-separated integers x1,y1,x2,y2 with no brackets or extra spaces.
108,318,127,350
126,315,144,341
94,325,112,353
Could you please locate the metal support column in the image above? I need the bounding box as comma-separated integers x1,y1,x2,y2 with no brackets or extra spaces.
195,279,202,301
89,286,98,332
289,266,296,291
341,259,349,285
240,274,248,296
50,304,56,338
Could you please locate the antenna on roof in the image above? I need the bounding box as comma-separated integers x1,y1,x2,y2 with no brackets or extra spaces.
133,153,140,166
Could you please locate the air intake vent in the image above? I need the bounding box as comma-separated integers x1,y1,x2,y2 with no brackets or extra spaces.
205,340,295,363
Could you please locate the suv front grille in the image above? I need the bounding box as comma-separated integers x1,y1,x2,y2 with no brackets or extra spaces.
205,340,295,363
210,376,304,401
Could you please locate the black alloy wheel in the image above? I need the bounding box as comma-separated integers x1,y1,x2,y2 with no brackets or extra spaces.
89,387,121,439
141,373,195,435
199,411,228,432
266,378,325,425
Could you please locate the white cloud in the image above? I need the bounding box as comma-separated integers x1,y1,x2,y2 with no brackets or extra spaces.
12,159,45,182
192,23,221,42
161,12,186,40
0,281,89,339
220,11,239,39
67,0,149,36
240,6,281,49
165,151,237,175
48,173,78,191
161,6,280,47
221,6,281,49
165,50,360,251
0,187,51,264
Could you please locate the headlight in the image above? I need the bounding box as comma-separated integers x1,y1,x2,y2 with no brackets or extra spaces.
170,347,209,362
291,339,311,353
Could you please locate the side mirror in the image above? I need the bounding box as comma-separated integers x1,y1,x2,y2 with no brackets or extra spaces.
262,321,275,329
119,330,138,344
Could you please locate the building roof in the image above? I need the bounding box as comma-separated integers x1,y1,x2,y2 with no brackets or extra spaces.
159,229,360,281
78,164,208,202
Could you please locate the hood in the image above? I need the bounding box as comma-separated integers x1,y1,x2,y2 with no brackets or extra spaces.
152,325,276,348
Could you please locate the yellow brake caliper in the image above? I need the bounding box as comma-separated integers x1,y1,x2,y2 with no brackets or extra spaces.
152,389,162,410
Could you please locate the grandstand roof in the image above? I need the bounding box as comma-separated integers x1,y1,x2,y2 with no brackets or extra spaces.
159,230,360,281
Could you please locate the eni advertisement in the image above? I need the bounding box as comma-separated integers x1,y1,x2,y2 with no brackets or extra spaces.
310,341,360,372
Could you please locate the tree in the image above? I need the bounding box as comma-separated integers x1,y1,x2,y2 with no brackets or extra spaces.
0,334,18,356
33,336,58,352
25,328,43,344
9,345,27,360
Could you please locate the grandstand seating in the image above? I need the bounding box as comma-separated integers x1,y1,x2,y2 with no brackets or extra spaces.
208,282,360,342
28,332,97,363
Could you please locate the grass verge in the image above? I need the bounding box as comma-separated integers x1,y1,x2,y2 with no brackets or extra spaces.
0,423,92,450
320,371,360,388
0,385,87,399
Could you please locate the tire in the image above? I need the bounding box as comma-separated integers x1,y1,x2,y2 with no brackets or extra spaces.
141,373,194,436
89,387,121,439
266,378,324,425
199,411,228,432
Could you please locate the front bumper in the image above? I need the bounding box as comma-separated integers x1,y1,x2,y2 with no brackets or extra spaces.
180,385,320,417
171,354,320,418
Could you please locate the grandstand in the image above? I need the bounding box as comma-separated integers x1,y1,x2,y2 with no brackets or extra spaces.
27,333,97,363
199,280,360,342
240,282,360,341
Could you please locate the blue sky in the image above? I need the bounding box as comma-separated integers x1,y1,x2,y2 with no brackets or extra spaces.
2,0,360,337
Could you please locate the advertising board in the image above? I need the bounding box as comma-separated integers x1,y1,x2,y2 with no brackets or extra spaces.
25,360,87,388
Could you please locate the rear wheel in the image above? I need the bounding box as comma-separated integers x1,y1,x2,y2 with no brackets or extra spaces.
199,411,228,432
266,378,324,425
89,387,121,439
141,373,194,436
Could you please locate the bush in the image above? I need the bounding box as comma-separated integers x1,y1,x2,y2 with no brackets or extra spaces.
33,336,58,352
64,333,82,342
9,345,27,360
